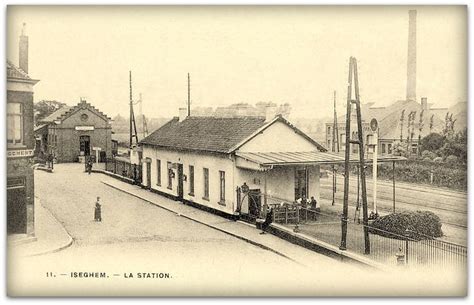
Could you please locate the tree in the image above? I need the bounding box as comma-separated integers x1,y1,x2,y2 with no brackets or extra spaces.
440,128,467,164
399,109,405,142
418,110,424,156
420,133,445,152
429,114,434,133
34,100,67,125
392,140,407,157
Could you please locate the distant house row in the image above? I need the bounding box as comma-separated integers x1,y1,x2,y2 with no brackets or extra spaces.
325,98,466,155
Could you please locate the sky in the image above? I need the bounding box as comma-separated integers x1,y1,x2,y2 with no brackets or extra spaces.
7,5,467,119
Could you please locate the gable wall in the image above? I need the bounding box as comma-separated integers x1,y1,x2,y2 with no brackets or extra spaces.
237,121,319,153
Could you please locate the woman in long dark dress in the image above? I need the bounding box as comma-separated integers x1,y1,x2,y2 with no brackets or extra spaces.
94,197,102,222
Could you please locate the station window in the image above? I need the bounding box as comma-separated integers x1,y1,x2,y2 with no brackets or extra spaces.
382,144,386,154
203,168,209,200
219,171,225,204
156,159,161,186
189,165,194,196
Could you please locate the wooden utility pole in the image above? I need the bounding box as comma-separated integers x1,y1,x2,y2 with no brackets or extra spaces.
332,90,340,153
187,73,191,117
331,91,339,206
129,71,139,148
340,57,370,254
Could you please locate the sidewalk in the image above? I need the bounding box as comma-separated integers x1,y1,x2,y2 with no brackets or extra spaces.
8,198,73,258
100,176,381,271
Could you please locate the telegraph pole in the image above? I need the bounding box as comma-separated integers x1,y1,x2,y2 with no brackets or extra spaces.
129,71,139,149
187,73,191,116
332,90,339,206
340,57,370,254
333,90,340,152
129,71,133,148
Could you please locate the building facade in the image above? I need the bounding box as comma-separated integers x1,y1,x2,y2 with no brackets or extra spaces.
139,112,330,218
35,100,112,163
7,27,39,235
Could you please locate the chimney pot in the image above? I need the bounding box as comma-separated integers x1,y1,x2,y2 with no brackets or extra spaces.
19,23,29,73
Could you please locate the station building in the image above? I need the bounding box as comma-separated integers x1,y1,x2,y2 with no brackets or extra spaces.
7,26,39,235
35,99,113,163
139,108,334,219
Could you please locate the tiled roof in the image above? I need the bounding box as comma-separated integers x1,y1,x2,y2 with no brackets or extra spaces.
40,106,72,123
6,60,31,80
140,116,268,153
140,115,327,154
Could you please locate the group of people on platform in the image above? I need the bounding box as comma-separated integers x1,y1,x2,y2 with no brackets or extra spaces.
295,195,320,212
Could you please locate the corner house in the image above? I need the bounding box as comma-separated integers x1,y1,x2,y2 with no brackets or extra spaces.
139,110,345,219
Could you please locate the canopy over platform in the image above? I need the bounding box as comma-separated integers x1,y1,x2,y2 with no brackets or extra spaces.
235,151,406,170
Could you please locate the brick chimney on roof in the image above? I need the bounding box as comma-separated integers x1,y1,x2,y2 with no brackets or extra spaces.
19,23,29,73
406,10,417,102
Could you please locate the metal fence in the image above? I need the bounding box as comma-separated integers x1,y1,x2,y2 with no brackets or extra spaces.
260,194,467,269
104,157,142,184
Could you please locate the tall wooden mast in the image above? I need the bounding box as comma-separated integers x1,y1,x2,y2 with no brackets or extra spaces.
129,71,139,149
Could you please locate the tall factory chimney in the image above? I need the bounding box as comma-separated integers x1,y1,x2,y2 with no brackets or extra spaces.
19,23,29,73
406,10,417,102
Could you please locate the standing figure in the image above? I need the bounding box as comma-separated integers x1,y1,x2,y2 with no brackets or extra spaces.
88,159,93,175
94,197,102,222
260,207,274,235
301,195,308,208
310,196,318,220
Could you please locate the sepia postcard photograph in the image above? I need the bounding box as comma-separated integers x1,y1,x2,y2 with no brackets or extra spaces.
3,3,469,298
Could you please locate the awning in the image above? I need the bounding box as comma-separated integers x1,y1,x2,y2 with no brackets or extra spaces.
235,151,406,170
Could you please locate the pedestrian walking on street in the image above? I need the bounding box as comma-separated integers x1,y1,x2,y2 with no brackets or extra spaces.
94,197,102,222
260,207,274,235
88,160,93,175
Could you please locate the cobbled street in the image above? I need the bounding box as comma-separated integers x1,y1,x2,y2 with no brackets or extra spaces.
9,164,369,296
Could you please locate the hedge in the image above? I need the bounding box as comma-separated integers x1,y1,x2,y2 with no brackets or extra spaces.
326,159,467,191
368,211,443,240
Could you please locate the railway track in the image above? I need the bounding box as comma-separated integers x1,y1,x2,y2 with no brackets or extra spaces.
321,190,467,216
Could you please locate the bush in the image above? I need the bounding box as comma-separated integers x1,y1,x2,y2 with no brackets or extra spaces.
445,155,459,165
433,157,443,163
421,150,437,160
422,157,432,162
392,140,407,157
420,133,445,152
368,211,443,240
